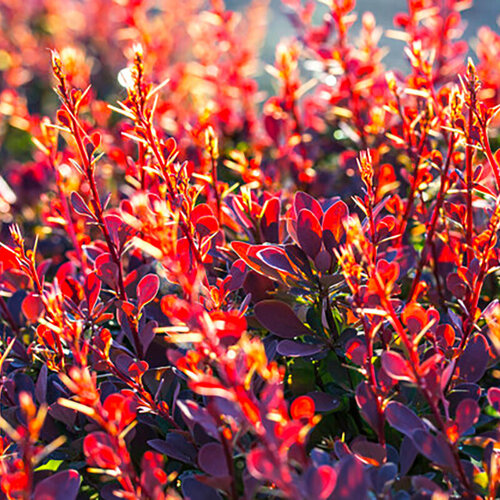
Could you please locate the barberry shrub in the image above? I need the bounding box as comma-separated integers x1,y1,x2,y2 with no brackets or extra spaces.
1,0,500,498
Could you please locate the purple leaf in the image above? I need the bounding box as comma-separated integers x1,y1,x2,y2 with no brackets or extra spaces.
70,191,95,220
374,463,397,494
277,339,323,357
446,273,467,299
182,477,223,500
140,320,157,354
331,456,368,500
284,244,314,280
400,435,418,476
334,440,351,460
385,401,425,438
254,300,313,338
104,214,124,248
314,249,332,274
411,430,455,468
411,476,444,494
455,398,480,435
148,433,197,465
297,209,322,259
448,383,481,415
49,402,77,428
355,381,382,434
35,364,48,404
198,443,229,477
177,400,220,440
225,259,247,292
456,333,489,382
351,439,386,466
307,391,340,412
256,247,296,275
33,470,81,500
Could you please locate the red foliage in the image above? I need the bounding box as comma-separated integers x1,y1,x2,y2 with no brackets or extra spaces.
1,0,500,499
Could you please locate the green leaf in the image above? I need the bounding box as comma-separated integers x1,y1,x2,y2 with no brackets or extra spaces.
288,358,316,396
35,459,63,472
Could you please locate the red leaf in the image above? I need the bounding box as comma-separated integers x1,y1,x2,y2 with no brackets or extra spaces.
345,337,367,365
402,303,426,335
137,274,160,311
488,387,500,412
260,197,280,243
83,432,121,469
419,353,443,377
22,293,44,322
254,300,313,338
247,447,276,480
195,215,219,239
231,241,283,283
56,109,71,128
307,465,337,499
294,191,323,221
0,244,18,274
128,360,148,380
85,272,101,313
91,131,101,149
381,350,416,382
436,324,455,347
191,203,214,223
95,253,119,290
290,395,315,420
376,260,399,290
323,200,348,253
102,393,136,431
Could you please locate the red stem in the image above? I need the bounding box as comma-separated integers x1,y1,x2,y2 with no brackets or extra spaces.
409,134,456,300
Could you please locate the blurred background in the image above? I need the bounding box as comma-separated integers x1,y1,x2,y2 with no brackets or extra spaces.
228,0,500,68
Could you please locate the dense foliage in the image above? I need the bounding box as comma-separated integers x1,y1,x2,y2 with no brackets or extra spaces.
1,0,500,498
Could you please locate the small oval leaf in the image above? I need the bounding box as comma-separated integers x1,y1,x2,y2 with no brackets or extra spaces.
254,300,314,338
137,274,160,311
